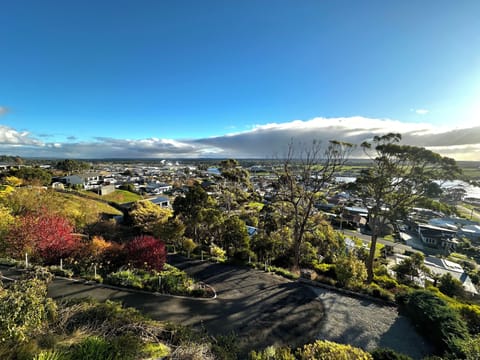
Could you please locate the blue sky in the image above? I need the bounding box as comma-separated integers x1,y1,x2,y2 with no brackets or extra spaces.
1,0,479,159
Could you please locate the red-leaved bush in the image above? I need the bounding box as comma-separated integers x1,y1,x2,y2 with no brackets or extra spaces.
124,235,166,271
6,211,78,264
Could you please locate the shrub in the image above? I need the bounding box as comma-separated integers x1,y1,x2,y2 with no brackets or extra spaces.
374,275,398,290
315,274,337,287
48,265,74,278
438,273,466,299
124,235,166,271
249,346,296,359
399,290,469,355
210,244,227,262
5,211,78,264
106,270,144,289
109,334,143,360
211,332,239,360
182,238,197,258
141,342,170,358
458,304,480,335
68,336,114,360
32,350,64,360
0,278,56,345
335,255,367,287
0,257,17,266
454,334,480,360
268,266,299,280
297,339,373,359
363,283,395,302
158,264,192,295
370,347,412,359
83,273,103,283
312,262,336,279
58,299,145,336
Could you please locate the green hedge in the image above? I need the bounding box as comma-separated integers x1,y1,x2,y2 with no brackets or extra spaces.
398,290,469,355
104,265,199,297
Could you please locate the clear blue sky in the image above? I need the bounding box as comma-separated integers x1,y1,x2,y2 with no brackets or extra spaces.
0,1,479,159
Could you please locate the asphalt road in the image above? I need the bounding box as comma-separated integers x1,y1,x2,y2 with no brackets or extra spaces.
341,229,416,253
2,261,432,358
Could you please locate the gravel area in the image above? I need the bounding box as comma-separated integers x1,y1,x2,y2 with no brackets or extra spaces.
1,257,435,359
312,286,433,359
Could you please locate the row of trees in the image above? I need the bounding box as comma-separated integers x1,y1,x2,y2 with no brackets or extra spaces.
120,134,460,285
0,133,462,285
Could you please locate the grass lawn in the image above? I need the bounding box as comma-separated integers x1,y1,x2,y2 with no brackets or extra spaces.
101,189,143,204
82,189,143,204
59,191,122,216
457,203,480,223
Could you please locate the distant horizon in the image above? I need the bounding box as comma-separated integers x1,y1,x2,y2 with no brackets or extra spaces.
3,155,479,166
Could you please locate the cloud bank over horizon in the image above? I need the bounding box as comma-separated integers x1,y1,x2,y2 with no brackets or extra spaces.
0,117,479,161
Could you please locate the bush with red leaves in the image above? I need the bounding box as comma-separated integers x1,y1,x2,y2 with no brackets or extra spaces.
6,211,78,264
124,235,166,271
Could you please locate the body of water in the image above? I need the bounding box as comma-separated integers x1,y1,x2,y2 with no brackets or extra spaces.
441,180,480,200
334,177,480,200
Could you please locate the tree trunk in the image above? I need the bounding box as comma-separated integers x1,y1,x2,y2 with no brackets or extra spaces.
366,233,377,283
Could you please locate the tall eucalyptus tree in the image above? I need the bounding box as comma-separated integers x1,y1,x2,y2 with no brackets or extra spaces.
355,133,461,282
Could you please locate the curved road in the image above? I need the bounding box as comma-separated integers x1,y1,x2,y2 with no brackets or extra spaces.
2,259,432,358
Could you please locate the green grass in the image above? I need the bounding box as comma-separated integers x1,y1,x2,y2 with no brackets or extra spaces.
449,252,469,261
245,202,264,211
100,190,143,204
457,203,480,222
59,192,122,216
383,234,395,242
83,189,143,204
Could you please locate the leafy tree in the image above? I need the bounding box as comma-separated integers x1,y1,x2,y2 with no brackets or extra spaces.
335,254,367,287
56,159,90,173
218,159,252,211
220,215,251,259
274,139,353,270
438,273,465,299
219,159,246,183
354,134,461,282
197,208,225,245
425,181,444,198
128,200,172,234
393,252,428,285
5,211,78,264
414,197,456,215
310,217,345,263
78,235,116,266
124,235,166,271
119,183,136,192
153,216,185,252
173,184,213,242
9,166,52,186
182,238,197,258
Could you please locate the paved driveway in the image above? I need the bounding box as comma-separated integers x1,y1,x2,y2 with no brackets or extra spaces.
3,260,432,358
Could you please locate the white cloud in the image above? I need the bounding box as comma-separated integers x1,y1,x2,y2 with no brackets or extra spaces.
412,108,429,115
1,117,479,160
0,125,43,146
